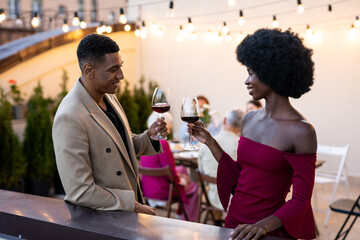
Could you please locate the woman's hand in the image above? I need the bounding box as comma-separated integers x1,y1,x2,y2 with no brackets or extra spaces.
189,121,212,144
229,223,266,240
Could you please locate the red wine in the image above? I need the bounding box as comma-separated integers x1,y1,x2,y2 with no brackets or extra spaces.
152,104,170,113
181,116,199,123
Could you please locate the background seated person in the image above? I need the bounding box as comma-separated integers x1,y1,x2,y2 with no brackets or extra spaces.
197,109,244,225
246,100,263,113
140,116,199,222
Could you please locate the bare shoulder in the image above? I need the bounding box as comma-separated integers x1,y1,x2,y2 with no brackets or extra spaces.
289,119,317,154
241,109,259,134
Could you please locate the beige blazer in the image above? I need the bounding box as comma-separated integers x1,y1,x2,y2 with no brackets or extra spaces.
53,79,160,211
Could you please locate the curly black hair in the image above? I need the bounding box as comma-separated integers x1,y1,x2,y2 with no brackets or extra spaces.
77,33,120,72
236,28,314,98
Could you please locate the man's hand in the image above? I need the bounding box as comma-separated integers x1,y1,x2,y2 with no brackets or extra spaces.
134,202,156,215
147,117,168,139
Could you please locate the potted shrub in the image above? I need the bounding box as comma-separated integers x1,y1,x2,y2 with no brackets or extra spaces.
23,82,55,196
8,79,26,119
134,76,153,133
0,87,27,191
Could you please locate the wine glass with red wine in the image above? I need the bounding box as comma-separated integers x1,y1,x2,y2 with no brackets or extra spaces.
181,97,200,150
150,87,171,140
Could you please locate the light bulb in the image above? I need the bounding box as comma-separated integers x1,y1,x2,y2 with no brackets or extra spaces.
119,8,127,24
297,0,304,14
124,24,131,31
135,26,141,37
62,20,69,32
80,20,87,29
228,0,236,7
150,22,158,31
217,32,223,43
225,32,231,42
167,1,174,17
306,25,313,39
156,28,163,37
349,24,357,38
238,10,244,25
106,26,112,33
328,4,333,15
222,22,229,34
187,18,195,32
238,32,245,42
72,12,80,26
355,16,360,28
272,15,278,28
0,9,5,23
15,15,23,25
96,27,102,34
31,12,40,28
190,31,197,40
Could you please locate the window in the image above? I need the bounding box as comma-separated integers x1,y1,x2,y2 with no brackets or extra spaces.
58,5,66,16
78,0,84,19
8,0,20,19
32,0,43,16
91,0,97,22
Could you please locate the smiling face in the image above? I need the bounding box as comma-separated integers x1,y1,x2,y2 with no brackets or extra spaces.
245,68,272,101
91,52,124,95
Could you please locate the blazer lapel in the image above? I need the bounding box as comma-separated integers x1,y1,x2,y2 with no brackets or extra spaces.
74,80,136,177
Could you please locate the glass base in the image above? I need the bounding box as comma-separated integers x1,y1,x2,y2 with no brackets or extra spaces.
183,145,199,151
150,135,167,140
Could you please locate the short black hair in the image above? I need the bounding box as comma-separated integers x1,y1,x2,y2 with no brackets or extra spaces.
236,28,314,98
77,33,120,71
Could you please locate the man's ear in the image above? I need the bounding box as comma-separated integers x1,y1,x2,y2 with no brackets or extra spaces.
83,63,94,78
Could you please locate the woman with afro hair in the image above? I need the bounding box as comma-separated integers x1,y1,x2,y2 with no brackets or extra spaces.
190,28,317,240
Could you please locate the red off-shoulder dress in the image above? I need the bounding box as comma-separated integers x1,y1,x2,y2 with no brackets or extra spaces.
217,137,316,239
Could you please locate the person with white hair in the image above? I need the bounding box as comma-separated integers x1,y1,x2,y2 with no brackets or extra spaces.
197,108,244,225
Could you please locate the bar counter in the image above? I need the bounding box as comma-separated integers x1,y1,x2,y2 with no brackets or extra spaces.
0,190,288,240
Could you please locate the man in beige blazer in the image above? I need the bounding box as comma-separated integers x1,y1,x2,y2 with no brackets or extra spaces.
53,34,167,214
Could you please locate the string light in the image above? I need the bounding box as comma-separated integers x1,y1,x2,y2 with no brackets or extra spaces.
238,32,246,42
228,0,236,7
349,24,356,38
62,19,69,32
31,12,40,28
156,27,163,37
106,26,112,33
176,26,184,42
124,24,131,31
217,32,223,43
0,9,5,23
80,19,87,29
187,17,195,32
190,31,197,40
135,26,141,37
328,4,333,15
297,0,304,14
355,16,360,28
150,22,158,31
225,32,231,42
306,24,313,39
15,14,23,25
222,22,229,34
119,8,127,24
272,15,278,28
167,1,174,18
238,10,244,25
141,21,147,39
72,12,80,26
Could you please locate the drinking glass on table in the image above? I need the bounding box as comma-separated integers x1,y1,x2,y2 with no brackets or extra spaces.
181,97,200,150
150,87,171,140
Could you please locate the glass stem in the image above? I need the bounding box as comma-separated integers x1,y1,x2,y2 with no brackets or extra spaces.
189,125,192,146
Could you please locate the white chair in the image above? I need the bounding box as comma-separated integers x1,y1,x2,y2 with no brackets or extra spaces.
313,144,350,227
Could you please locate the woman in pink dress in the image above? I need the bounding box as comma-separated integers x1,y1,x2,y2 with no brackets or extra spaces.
190,28,317,240
140,140,199,222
